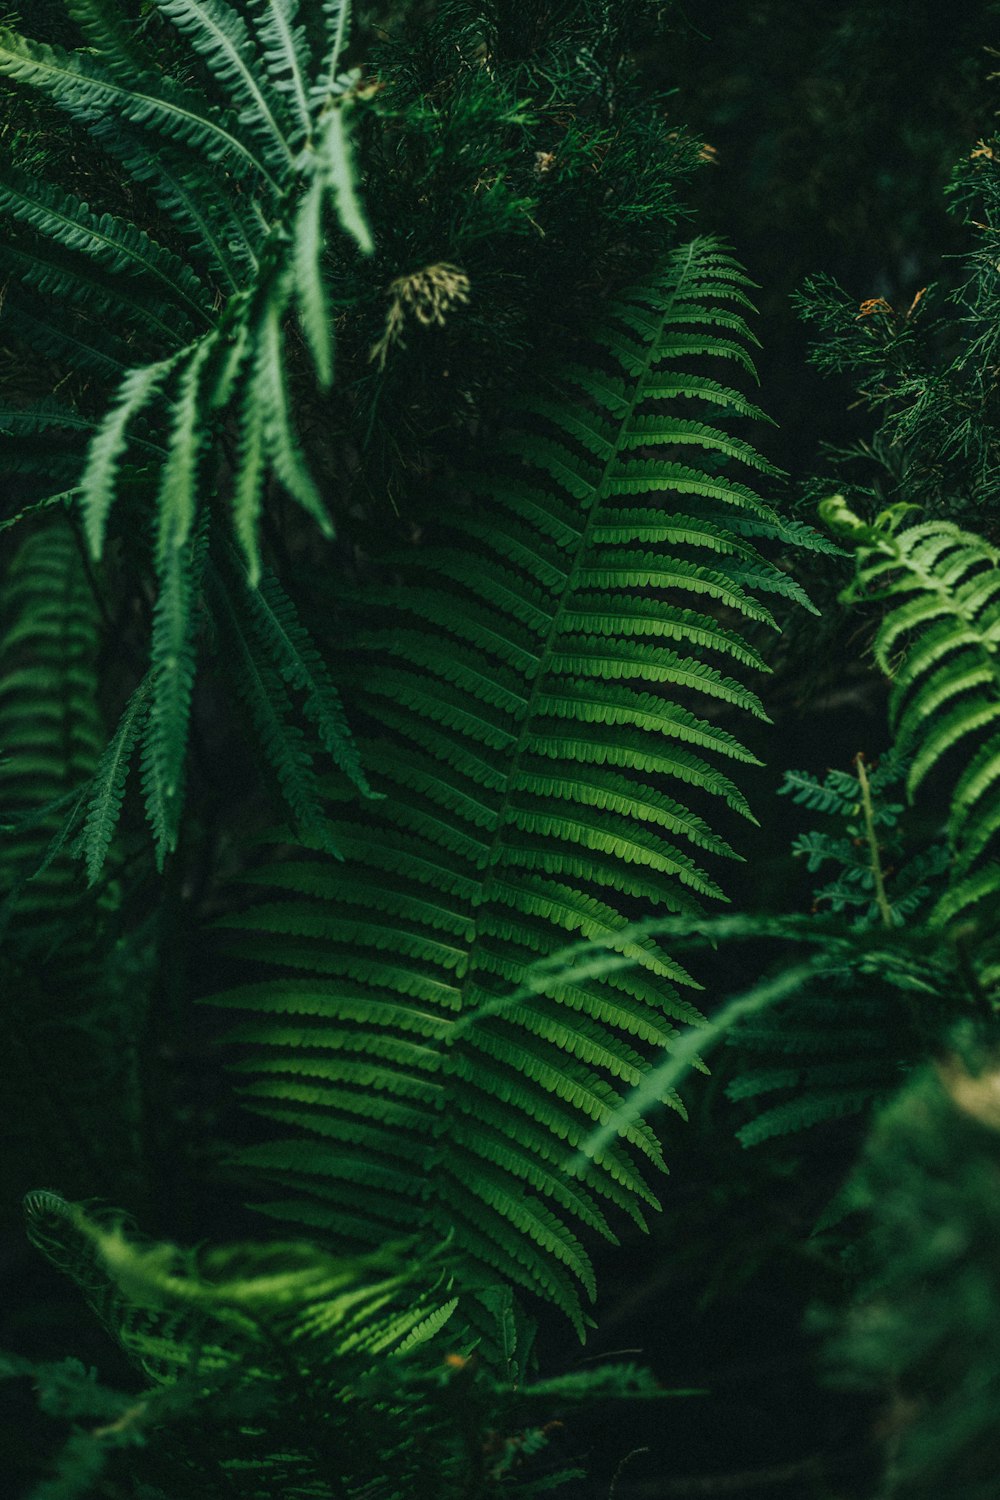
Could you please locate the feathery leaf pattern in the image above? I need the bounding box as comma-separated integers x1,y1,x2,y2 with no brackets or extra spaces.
0,0,372,874
207,239,807,1334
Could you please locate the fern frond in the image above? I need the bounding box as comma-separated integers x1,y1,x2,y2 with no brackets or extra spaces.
824,499,1000,933
155,340,214,560
207,565,346,855
314,105,375,254
253,0,313,143
144,522,207,865
1,525,104,873
292,168,334,387
85,117,258,288
65,0,161,81
251,282,332,532
231,373,269,581
1,238,189,345
2,303,127,380
23,1192,453,1379
0,1,374,883
315,0,351,99
735,1086,874,1146
0,525,148,1205
208,238,808,1333
233,554,372,795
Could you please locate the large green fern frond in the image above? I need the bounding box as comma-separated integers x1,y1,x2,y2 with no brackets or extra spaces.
0,170,209,322
18,1191,660,1498
207,238,815,1336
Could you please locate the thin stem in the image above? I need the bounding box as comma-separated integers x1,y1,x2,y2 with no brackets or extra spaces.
854,752,894,930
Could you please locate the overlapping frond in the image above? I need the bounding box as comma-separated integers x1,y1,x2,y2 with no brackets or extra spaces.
22,1192,455,1384
725,750,951,1152
144,519,209,865
153,0,296,173
253,0,314,143
0,0,375,875
63,553,366,884
18,1192,653,1497
727,981,910,1147
65,0,159,78
0,28,268,180
79,676,150,884
207,238,810,1334
823,498,1000,935
0,524,146,1208
0,524,103,916
0,170,209,319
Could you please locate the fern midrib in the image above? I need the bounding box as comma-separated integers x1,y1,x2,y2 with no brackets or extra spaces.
319,0,349,96
470,240,702,928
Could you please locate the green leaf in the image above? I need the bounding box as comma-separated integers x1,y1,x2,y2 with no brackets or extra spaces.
79,355,178,558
